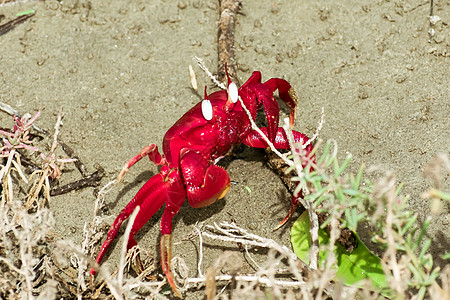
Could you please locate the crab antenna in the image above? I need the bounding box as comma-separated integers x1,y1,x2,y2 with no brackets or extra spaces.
204,86,208,100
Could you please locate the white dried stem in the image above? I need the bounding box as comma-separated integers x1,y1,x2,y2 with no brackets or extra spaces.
160,221,332,296
194,225,204,277
76,179,116,296
50,110,63,153
0,149,15,181
303,106,325,148
58,240,124,300
193,56,226,89
203,221,308,280
0,201,54,298
11,157,28,183
126,273,307,290
245,245,262,271
94,179,116,217
187,274,307,288
119,206,140,288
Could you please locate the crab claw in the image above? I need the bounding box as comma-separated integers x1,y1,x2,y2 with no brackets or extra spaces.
160,234,182,298
264,78,298,128
260,94,280,143
180,148,231,208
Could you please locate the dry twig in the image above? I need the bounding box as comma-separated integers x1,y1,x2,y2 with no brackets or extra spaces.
0,11,34,37
217,0,242,84
26,110,76,209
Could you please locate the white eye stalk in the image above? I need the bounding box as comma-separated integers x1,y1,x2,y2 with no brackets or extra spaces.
228,82,238,104
201,99,213,121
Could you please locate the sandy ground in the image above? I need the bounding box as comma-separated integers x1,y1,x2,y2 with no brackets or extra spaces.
1,0,449,294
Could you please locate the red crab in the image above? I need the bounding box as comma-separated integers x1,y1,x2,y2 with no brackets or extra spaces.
90,71,314,297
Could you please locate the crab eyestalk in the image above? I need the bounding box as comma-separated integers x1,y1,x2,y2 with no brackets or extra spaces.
201,86,213,121
224,63,239,108
226,81,239,107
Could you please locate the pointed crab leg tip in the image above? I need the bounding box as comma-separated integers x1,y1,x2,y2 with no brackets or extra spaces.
201,99,213,121
117,168,128,183
160,234,182,298
273,223,284,231
173,288,182,298
273,202,299,231
228,82,239,104
273,215,290,231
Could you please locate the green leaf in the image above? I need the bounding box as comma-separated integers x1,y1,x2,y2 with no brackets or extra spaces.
442,253,450,260
291,211,387,290
16,9,35,16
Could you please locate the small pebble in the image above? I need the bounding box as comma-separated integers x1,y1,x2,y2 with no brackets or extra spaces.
254,18,263,28
433,34,445,44
275,53,284,63
46,0,59,10
118,7,128,14
358,87,369,99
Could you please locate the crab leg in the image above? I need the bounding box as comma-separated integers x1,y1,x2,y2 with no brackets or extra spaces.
90,173,169,276
244,127,314,228
243,79,298,143
118,144,166,182
243,127,312,152
273,194,303,230
158,171,186,298
239,70,262,89
259,94,281,143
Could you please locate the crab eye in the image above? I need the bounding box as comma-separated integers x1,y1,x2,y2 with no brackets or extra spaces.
201,99,213,121
228,82,238,104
